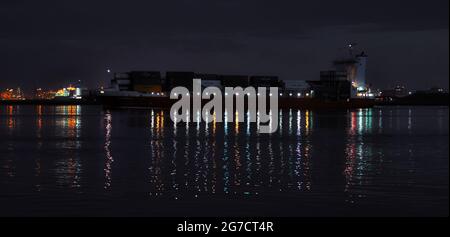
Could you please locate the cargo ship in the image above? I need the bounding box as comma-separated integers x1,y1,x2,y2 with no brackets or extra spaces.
98,45,375,109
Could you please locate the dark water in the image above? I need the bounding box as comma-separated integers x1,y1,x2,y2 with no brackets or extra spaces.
0,105,448,216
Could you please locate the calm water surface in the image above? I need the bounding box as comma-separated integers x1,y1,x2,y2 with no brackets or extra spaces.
0,105,448,216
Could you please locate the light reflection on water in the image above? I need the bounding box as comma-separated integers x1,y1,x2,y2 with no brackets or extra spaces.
53,106,83,190
104,111,113,189
0,105,448,215
99,107,320,198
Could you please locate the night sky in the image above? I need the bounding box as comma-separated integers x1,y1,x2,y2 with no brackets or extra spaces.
1,0,448,91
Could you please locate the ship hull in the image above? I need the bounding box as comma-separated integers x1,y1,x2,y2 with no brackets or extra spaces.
99,95,172,109
98,95,375,110
279,98,375,109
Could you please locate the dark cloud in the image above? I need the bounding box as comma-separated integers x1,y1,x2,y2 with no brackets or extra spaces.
0,0,448,90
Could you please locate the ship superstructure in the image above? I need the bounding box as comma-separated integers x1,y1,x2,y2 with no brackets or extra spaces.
333,44,372,98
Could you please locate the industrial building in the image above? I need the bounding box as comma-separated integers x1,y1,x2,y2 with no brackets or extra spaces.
54,85,89,100
0,88,25,100
35,88,57,100
379,85,409,99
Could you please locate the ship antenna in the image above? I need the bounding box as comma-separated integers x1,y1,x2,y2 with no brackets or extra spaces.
348,43,358,57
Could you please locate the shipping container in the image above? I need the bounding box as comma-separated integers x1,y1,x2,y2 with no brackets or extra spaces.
249,76,281,88
133,85,162,93
166,71,196,91
220,75,249,88
320,70,348,81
